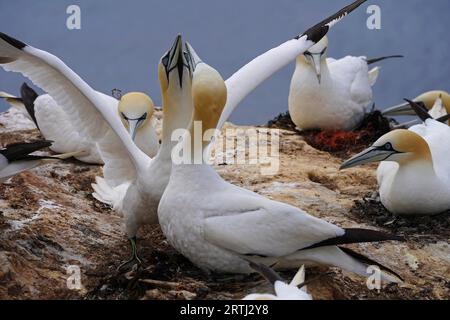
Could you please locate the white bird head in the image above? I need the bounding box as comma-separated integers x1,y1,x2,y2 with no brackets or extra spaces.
185,42,227,132
303,35,328,84
118,92,155,141
340,129,432,169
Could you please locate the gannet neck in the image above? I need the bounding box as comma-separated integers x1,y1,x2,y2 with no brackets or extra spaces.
158,88,193,160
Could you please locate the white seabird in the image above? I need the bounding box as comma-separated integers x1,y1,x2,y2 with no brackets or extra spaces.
288,35,402,131
158,42,403,283
341,100,450,215
383,91,450,128
382,90,450,117
0,82,159,165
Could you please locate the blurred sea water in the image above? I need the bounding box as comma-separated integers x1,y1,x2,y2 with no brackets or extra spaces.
0,0,449,125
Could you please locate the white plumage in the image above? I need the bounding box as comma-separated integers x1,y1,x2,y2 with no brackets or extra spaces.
0,85,159,165
343,118,450,215
243,266,312,300
159,46,401,283
289,36,379,131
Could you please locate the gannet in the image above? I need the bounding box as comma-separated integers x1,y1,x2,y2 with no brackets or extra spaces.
0,83,159,165
288,35,402,131
382,91,450,118
0,0,368,268
243,263,312,300
0,140,80,182
158,42,403,283
0,32,192,268
341,101,450,215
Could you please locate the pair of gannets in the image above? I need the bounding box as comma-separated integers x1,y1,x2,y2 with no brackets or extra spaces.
74,0,372,269
243,263,312,300
158,35,403,283
383,91,450,127
0,70,159,167
288,35,402,131
342,101,450,215
0,140,79,182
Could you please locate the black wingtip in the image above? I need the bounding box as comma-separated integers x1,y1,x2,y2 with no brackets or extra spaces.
301,228,404,251
0,32,26,50
20,82,39,128
366,55,404,65
297,0,367,42
0,140,53,162
436,114,450,124
404,98,432,122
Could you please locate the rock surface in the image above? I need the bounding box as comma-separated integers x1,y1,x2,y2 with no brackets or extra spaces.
0,108,448,300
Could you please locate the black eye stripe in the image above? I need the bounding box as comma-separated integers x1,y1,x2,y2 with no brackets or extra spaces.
122,112,147,122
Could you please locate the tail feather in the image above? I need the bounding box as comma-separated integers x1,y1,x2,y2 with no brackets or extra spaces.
366,55,404,65
287,246,402,284
368,67,380,87
339,246,404,282
91,176,116,207
20,82,39,128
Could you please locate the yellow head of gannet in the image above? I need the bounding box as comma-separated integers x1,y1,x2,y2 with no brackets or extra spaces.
186,42,227,133
300,35,328,83
118,92,154,141
382,90,450,118
340,129,432,169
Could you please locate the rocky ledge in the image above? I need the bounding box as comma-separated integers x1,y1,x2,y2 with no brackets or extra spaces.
0,108,448,300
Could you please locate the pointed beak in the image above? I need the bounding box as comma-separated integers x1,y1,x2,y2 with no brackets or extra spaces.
382,102,417,116
392,119,420,129
340,147,396,170
166,34,186,87
309,54,322,84
127,120,140,141
185,41,203,74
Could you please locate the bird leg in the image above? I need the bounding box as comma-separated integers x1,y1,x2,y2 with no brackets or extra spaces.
117,236,143,272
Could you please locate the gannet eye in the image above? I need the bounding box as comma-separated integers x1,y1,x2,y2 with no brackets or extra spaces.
320,48,327,55
384,143,393,151
139,113,147,121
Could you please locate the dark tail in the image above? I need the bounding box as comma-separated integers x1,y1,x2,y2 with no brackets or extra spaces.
0,140,53,162
366,55,404,65
301,228,404,250
20,82,39,128
339,246,404,282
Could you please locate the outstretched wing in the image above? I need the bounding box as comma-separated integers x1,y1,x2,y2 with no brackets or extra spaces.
217,0,367,129
0,32,150,176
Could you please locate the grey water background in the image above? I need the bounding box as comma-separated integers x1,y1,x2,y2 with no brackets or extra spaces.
0,0,449,125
